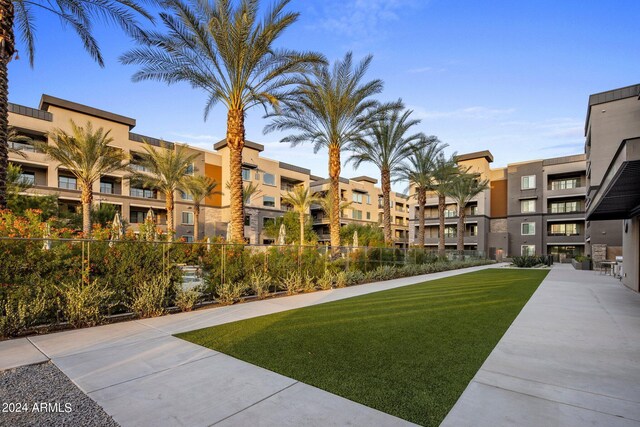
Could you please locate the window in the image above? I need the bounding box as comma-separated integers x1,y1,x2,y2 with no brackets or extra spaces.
549,201,580,214
444,225,457,238
551,178,579,190
185,163,195,175
180,191,193,201
19,172,35,185
242,168,251,181
263,196,275,207
130,187,154,198
521,245,536,256
521,175,536,190
352,193,364,204
521,222,535,235
182,235,194,243
58,176,77,190
352,209,363,220
100,181,114,194
469,205,478,215
444,208,457,218
366,194,371,204
366,212,371,220
181,211,194,225
549,223,579,236
130,210,146,224
467,224,478,236
263,217,275,227
263,173,275,186
521,199,536,213
244,215,251,226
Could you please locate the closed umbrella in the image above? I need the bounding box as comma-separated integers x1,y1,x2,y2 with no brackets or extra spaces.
353,230,358,248
277,223,286,245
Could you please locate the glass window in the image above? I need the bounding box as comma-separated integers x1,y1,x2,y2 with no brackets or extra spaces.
180,191,193,201
130,187,154,198
521,222,535,235
521,175,536,190
20,172,35,185
366,194,371,204
242,168,251,181
468,224,478,236
129,210,145,224
549,223,579,236
185,164,195,175
263,196,275,207
521,199,536,213
352,193,364,204
182,211,194,225
521,245,536,256
352,209,363,220
100,181,114,194
58,176,77,190
366,212,371,220
551,178,579,190
444,209,457,218
244,215,251,226
444,225,457,238
182,235,194,243
263,173,275,186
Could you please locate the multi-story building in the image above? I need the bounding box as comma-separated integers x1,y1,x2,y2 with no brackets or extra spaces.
585,83,640,292
408,151,622,261
7,94,410,245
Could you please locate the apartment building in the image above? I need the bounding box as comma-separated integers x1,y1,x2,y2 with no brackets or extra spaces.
309,176,411,247
408,150,622,261
585,83,640,292
7,94,410,245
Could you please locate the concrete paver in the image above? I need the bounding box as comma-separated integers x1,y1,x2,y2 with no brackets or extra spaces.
442,264,640,427
0,338,47,370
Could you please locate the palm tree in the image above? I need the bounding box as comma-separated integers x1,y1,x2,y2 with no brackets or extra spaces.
6,161,30,195
348,104,424,244
316,190,352,241
447,172,489,251
226,180,261,205
183,175,220,240
121,0,324,242
398,137,446,247
37,120,128,236
281,185,318,245
0,0,155,209
265,52,394,249
130,142,198,241
430,153,460,254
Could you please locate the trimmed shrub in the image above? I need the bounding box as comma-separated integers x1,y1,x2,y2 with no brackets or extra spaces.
214,282,246,305
511,256,544,268
175,288,200,312
249,271,272,299
57,279,114,328
130,276,171,318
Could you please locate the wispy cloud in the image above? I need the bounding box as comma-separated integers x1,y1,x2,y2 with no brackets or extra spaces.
407,66,446,74
171,132,220,142
410,106,516,120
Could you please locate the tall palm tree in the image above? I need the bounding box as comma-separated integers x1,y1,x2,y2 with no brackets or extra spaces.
183,175,219,240
37,120,128,236
121,0,324,242
447,172,489,251
0,0,155,209
281,185,318,245
398,137,445,247
316,189,352,241
265,52,393,249
430,153,460,254
348,104,424,244
130,142,198,241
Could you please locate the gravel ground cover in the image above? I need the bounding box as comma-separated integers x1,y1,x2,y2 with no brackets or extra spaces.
0,362,119,427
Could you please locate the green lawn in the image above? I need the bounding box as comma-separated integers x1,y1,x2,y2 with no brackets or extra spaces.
177,268,548,426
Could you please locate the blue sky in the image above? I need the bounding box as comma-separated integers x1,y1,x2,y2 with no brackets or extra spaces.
9,0,640,187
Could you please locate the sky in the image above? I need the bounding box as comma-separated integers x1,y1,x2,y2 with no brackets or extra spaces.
8,0,640,190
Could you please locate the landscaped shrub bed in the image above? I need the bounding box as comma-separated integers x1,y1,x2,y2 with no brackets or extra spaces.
0,209,492,338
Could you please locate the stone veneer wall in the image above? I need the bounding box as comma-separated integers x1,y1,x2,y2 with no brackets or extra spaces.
591,244,607,262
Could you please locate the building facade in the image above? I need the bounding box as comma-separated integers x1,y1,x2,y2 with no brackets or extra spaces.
585,83,640,292
7,95,410,245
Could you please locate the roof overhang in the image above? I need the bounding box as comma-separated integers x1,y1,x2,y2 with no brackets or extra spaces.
587,137,640,221
214,139,264,152
39,94,136,129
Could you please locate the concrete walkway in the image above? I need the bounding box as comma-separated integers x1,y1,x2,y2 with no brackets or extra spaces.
442,264,640,427
1,263,500,426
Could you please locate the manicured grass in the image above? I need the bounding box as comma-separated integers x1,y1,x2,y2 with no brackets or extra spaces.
177,268,548,426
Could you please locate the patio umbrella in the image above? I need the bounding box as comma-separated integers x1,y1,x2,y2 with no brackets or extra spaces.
109,212,123,247
42,223,51,251
277,223,286,245
225,223,231,242
145,209,156,241
353,230,358,248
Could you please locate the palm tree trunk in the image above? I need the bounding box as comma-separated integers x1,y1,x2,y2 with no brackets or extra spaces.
381,168,392,245
227,108,245,243
299,211,304,245
457,204,465,252
417,189,426,247
438,193,445,255
0,0,14,209
329,144,341,250
166,190,174,242
193,203,200,241
80,183,93,237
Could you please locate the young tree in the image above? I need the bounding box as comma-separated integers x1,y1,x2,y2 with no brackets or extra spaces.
121,0,324,242
447,172,489,251
130,142,198,241
266,52,393,249
0,0,155,208
348,104,424,244
183,175,220,240
398,137,446,247
280,185,319,245
38,120,128,236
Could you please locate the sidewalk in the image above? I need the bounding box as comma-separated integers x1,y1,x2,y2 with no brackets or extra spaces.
1,263,501,426
442,264,640,427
